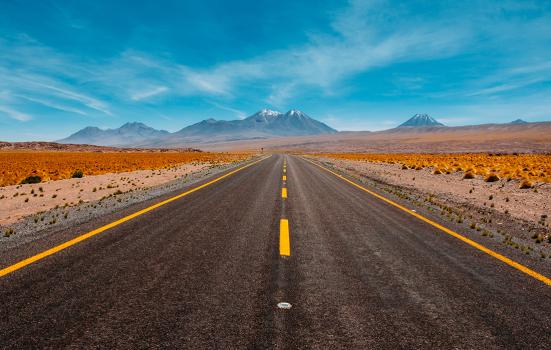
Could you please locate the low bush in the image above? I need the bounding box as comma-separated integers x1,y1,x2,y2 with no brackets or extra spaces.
72,170,84,178
519,179,533,189
463,172,475,179
20,175,42,184
484,174,499,182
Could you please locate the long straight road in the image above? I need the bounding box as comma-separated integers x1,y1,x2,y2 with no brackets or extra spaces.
1,154,550,349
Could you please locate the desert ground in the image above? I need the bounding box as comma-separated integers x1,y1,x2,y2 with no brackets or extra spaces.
0,150,254,238
197,122,551,153
309,154,551,259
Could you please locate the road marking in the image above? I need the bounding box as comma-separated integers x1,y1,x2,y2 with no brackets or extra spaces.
303,157,551,287
0,156,269,278
282,175,287,181
280,219,290,256
282,187,287,199
283,168,286,174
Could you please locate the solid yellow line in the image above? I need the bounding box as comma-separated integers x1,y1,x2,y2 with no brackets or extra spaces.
282,175,287,181
303,157,551,287
280,219,290,256
282,187,287,199
0,156,269,278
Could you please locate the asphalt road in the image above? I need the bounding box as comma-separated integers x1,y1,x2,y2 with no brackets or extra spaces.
1,154,550,349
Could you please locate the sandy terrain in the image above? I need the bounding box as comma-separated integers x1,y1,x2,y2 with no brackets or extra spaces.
0,163,210,225
312,156,550,254
315,156,550,223
199,122,551,153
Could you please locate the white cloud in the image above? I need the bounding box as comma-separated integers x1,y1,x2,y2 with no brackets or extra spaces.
206,100,247,119
17,95,87,115
0,105,32,121
130,86,168,101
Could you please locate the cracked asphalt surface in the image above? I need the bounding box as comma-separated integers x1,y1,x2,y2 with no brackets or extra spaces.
1,154,550,349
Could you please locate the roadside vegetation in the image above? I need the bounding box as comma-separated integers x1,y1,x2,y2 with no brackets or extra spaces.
0,151,251,186
315,153,551,184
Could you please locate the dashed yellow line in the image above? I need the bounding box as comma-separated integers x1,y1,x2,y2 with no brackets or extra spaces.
282,175,287,181
280,219,290,256
0,156,269,278
282,187,287,199
303,157,551,287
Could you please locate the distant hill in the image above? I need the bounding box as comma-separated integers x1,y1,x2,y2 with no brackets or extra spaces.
0,141,199,152
196,121,551,154
59,122,170,147
59,109,336,147
398,114,445,127
510,119,528,124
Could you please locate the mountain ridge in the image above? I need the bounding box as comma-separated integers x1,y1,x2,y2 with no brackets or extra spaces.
59,109,336,147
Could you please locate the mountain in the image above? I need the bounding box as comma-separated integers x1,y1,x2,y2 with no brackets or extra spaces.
398,114,445,127
175,109,335,137
155,109,336,145
510,119,528,124
59,109,336,147
58,122,170,146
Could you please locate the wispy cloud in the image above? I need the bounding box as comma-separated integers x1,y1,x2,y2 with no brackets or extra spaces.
173,1,468,103
17,94,87,115
206,100,247,119
0,105,32,121
130,86,168,101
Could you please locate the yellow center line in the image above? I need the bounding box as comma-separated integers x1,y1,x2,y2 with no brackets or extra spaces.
280,219,290,256
282,187,287,199
0,156,269,278
282,175,287,181
302,157,551,287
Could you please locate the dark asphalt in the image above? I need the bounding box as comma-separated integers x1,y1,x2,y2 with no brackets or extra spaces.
1,154,550,349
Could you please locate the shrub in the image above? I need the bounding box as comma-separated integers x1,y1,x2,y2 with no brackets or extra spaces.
484,174,499,182
433,168,442,175
20,175,41,184
72,170,84,178
519,179,533,189
463,172,475,179
4,228,15,237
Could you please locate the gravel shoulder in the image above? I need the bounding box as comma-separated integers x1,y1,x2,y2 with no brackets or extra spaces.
0,157,257,253
310,156,551,263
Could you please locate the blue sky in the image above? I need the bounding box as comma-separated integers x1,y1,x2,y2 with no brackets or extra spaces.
1,0,551,141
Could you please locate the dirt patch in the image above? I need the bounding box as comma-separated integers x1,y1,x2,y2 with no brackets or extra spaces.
0,163,210,226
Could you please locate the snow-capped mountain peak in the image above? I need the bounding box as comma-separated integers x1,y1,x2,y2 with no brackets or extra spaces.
259,108,282,117
398,114,444,127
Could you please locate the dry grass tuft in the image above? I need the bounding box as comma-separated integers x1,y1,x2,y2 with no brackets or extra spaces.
315,153,551,184
484,173,500,182
519,179,533,189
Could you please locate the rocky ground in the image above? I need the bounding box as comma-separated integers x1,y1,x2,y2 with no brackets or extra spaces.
0,158,254,251
311,156,551,261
